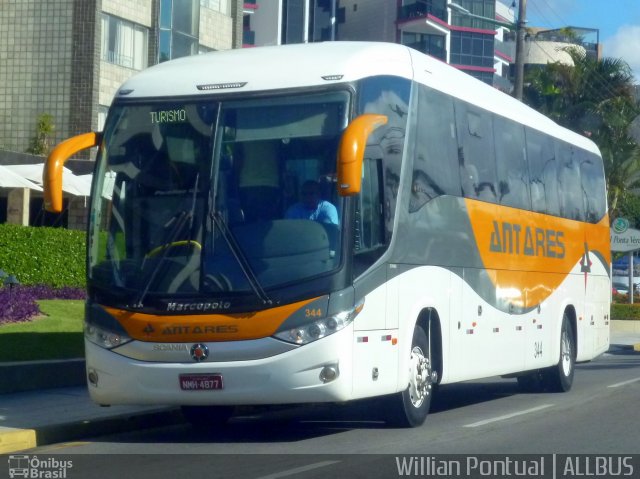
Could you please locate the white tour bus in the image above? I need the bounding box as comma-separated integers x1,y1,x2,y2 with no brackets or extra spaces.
44,42,611,427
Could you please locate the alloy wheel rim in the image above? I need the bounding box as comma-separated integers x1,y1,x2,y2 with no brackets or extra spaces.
561,329,572,376
408,346,431,408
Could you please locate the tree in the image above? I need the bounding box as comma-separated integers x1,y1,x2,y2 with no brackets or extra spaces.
523,47,640,220
26,113,56,156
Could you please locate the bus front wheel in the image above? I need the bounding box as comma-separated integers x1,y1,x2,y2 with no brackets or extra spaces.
384,326,434,428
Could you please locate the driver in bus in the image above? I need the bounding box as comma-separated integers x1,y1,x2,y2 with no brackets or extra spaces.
285,180,339,225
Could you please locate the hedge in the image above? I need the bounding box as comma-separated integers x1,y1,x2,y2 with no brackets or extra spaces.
0,224,85,288
610,303,640,321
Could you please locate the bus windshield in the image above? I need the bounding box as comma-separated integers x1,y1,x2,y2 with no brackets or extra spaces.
89,91,349,305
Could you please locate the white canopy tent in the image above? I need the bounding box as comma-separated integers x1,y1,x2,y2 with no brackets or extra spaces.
4,163,91,196
0,164,43,191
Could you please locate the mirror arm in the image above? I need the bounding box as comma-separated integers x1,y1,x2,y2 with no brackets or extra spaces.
44,132,102,212
337,114,388,196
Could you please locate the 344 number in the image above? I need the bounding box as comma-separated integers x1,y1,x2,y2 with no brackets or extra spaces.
534,341,543,358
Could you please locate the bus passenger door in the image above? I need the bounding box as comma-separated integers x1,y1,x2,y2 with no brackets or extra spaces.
351,157,399,397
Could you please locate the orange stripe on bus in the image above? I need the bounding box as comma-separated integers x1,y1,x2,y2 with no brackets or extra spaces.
105,297,322,342
465,199,610,309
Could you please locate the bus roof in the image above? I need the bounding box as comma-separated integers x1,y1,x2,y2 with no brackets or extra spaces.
117,41,599,155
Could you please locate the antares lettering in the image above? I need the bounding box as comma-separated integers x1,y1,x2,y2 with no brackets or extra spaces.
161,325,238,335
149,109,186,124
490,220,565,258
167,301,231,312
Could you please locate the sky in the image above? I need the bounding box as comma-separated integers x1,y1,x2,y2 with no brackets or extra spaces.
522,0,640,83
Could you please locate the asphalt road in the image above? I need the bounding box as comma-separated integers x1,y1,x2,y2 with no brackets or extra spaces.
20,346,640,478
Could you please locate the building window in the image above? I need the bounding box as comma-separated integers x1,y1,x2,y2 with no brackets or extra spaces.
97,105,109,131
451,0,495,30
466,70,495,85
201,0,230,15
450,31,494,68
282,0,306,44
101,14,149,70
159,0,200,62
401,32,446,61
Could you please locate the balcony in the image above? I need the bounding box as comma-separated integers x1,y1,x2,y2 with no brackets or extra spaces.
398,1,447,23
494,36,515,63
404,40,446,62
397,1,449,36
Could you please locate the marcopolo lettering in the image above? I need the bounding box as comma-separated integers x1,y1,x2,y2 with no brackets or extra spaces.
167,301,231,312
490,220,565,259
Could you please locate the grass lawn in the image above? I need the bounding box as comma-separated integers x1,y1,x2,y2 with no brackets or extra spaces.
0,299,84,362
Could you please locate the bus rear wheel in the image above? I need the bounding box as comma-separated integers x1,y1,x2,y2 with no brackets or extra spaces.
384,326,434,428
541,313,575,392
517,313,575,393
181,405,235,429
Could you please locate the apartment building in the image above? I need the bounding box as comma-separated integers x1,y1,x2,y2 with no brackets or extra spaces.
0,0,244,156
241,0,515,87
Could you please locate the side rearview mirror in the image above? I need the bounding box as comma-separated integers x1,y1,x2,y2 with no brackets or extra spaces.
44,132,102,213
336,114,388,196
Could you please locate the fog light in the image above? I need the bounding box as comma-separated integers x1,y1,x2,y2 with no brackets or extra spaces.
319,365,338,383
88,368,99,386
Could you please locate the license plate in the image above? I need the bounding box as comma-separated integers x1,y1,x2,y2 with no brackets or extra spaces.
179,374,223,391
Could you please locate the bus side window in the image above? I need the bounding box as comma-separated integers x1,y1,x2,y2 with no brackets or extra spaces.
556,142,585,221
494,116,530,210
579,151,607,223
526,128,560,216
454,100,497,203
411,85,460,213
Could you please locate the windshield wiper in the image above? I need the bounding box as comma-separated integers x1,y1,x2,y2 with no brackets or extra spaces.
133,174,200,308
211,211,273,306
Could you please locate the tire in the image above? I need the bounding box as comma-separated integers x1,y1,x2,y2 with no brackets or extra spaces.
541,313,575,392
385,326,435,428
181,405,235,429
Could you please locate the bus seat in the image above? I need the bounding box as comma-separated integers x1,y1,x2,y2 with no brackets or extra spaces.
238,141,281,221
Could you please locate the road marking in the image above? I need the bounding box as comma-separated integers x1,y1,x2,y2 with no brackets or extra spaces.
607,377,640,388
256,461,340,479
463,404,553,428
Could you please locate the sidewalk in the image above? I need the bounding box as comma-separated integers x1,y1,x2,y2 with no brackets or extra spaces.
1,321,639,454
0,387,182,453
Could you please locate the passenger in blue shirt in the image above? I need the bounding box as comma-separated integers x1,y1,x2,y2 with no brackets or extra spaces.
285,180,339,225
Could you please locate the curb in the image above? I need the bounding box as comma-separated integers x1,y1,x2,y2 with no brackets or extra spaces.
617,343,640,352
0,408,184,454
0,427,37,454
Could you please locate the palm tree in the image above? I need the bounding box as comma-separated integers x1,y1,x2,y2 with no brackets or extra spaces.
523,46,640,219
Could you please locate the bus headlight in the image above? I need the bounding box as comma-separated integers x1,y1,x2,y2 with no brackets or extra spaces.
85,303,133,350
274,300,364,345
85,323,132,349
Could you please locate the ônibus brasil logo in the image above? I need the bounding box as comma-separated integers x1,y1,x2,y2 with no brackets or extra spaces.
8,455,73,478
613,217,630,234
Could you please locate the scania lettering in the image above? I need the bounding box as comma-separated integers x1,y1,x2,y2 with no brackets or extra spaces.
44,42,610,427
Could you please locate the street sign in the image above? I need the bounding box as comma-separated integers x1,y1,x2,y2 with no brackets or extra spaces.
611,218,640,253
